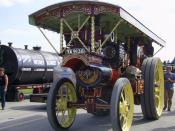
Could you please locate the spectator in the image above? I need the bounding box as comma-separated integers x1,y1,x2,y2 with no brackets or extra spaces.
163,66,175,111
0,67,8,110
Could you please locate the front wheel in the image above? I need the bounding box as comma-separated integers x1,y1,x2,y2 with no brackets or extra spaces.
111,78,134,131
47,78,77,130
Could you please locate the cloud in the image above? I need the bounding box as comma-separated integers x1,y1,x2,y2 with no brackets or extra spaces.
0,0,33,7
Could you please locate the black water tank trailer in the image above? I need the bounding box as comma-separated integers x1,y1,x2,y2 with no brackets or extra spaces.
0,44,61,101
0,44,61,84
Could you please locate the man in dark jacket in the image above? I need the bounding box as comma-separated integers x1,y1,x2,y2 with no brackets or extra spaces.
163,66,175,111
0,67,8,110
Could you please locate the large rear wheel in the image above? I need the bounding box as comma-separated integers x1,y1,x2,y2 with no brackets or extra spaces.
47,79,77,130
111,78,134,131
141,57,164,119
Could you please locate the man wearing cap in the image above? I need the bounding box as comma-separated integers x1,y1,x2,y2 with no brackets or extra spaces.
163,66,175,111
0,67,8,110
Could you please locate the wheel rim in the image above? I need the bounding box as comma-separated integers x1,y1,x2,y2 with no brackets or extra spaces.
55,82,77,128
154,60,164,116
19,93,24,101
119,84,134,131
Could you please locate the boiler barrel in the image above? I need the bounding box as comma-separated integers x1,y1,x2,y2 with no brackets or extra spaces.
0,45,61,84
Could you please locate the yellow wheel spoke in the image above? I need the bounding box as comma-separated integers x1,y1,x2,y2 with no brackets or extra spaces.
120,102,125,114
121,93,125,102
60,112,66,123
155,87,159,92
154,81,160,88
122,116,127,130
120,114,126,123
155,95,160,101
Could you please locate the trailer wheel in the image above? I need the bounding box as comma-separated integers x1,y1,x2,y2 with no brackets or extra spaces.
15,91,24,102
141,58,164,119
18,92,24,101
111,78,134,131
47,78,77,130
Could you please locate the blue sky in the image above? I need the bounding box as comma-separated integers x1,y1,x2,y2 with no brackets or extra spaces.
0,0,175,61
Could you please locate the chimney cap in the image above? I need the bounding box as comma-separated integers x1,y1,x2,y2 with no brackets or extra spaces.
33,46,41,51
24,45,28,49
8,42,12,47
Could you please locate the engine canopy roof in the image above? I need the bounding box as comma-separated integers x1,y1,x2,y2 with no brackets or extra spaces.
29,0,165,47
